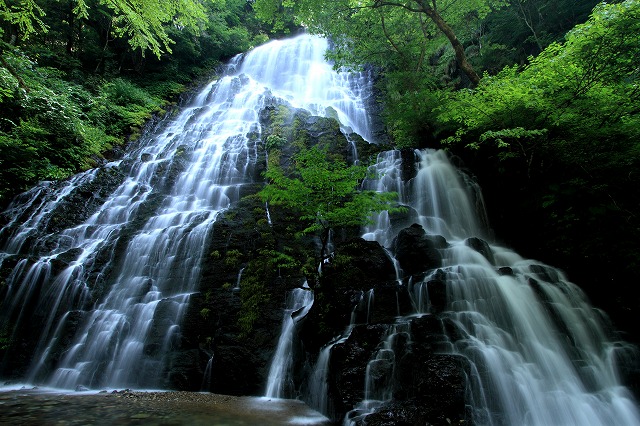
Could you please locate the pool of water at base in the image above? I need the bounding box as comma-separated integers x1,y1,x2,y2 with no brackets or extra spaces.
0,386,330,425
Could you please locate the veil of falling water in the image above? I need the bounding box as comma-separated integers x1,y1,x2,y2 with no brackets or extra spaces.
1,30,639,425
354,149,640,425
0,34,373,390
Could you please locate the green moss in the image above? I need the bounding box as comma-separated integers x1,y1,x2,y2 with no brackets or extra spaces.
224,249,243,269
0,326,10,351
237,247,306,336
199,308,211,320
238,261,270,336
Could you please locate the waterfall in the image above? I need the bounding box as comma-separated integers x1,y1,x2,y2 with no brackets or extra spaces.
345,324,409,424
1,29,638,425
0,34,374,390
361,150,409,247
265,287,314,398
201,355,214,392
356,149,640,425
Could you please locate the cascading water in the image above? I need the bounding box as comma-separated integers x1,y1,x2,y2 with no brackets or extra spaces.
1,29,637,425
265,287,314,398
353,149,640,425
0,33,374,390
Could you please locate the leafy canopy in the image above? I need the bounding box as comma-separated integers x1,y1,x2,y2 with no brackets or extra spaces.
1,0,213,57
253,0,506,83
0,0,46,37
438,0,640,157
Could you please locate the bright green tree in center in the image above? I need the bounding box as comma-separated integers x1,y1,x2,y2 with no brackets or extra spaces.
260,145,400,264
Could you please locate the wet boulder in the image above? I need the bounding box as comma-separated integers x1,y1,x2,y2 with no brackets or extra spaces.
426,278,447,314
391,224,445,276
407,314,452,353
465,236,495,265
529,263,562,283
356,352,471,426
326,324,389,421
165,348,207,391
327,238,396,288
43,166,126,236
210,344,263,395
498,266,514,276
300,239,396,352
366,283,413,324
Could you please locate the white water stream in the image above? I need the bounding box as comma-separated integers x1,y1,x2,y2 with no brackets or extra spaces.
355,149,640,425
0,34,373,390
1,31,638,426
265,287,314,398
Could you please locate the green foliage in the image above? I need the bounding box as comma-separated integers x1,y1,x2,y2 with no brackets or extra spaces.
251,0,297,32
0,64,17,101
237,247,301,335
260,249,299,271
223,249,243,269
482,0,603,60
2,0,210,58
0,0,278,204
0,0,47,38
88,78,164,138
265,134,287,152
438,0,640,160
260,145,400,258
436,0,640,285
382,71,442,148
254,0,506,86
237,256,270,336
0,49,169,201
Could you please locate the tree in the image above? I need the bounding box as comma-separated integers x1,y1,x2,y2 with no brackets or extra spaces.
436,0,640,287
260,145,400,263
0,0,47,40
437,0,640,161
253,0,506,85
1,0,212,58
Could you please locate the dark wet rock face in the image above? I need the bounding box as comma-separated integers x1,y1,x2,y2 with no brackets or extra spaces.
324,314,471,425
465,236,495,265
43,167,126,237
328,324,389,419
296,221,477,425
299,239,397,353
392,224,445,277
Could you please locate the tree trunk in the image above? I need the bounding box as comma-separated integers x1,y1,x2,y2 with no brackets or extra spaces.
64,1,75,54
417,0,481,86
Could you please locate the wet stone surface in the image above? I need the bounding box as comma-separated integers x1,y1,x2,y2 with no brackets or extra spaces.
0,389,330,425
